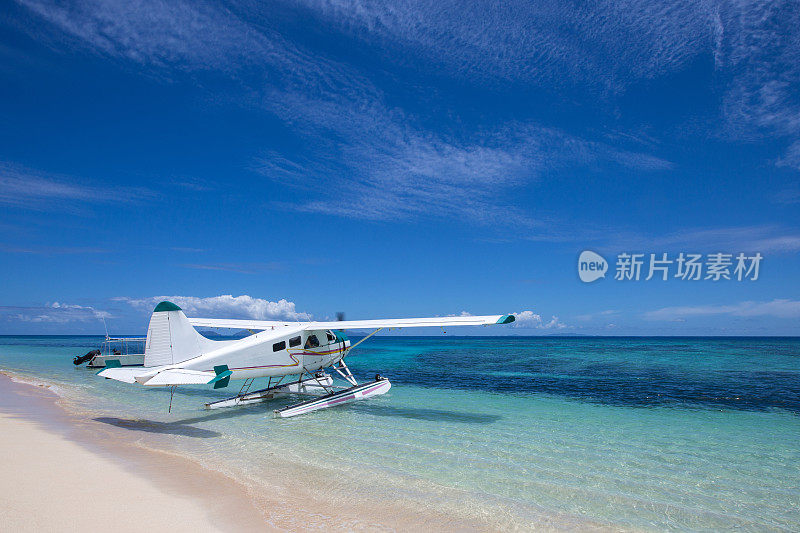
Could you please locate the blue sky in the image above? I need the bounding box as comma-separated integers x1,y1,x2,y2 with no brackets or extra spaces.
1,0,798,335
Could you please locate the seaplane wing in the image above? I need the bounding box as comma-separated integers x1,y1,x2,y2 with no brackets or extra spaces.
305,314,515,330
187,318,299,330
185,314,515,331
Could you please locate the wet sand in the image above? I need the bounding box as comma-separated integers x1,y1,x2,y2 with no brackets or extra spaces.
0,374,271,532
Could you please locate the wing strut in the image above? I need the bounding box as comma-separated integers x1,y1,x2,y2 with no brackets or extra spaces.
331,327,385,386
348,327,384,351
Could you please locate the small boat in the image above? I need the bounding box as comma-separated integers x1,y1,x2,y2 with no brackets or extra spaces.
74,337,146,368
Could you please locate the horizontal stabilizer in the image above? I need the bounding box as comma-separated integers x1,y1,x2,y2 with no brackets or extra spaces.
97,367,156,384
140,369,216,387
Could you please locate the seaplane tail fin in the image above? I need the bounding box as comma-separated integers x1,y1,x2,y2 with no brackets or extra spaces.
144,301,209,367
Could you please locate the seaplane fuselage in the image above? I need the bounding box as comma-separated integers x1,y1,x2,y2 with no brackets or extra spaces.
176,327,350,380
98,301,515,417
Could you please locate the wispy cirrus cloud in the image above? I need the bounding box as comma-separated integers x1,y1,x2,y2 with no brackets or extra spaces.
716,1,800,140
299,0,800,167
658,226,800,253
16,0,800,139
16,0,796,239
115,294,311,321
771,187,800,206
180,262,283,274
710,1,800,174
293,0,714,92
645,299,800,320
776,141,800,173
20,0,280,72
574,309,619,322
0,162,153,209
258,109,671,225
0,244,110,254
607,225,800,254
16,0,671,228
0,302,112,323
298,1,800,124
17,0,379,97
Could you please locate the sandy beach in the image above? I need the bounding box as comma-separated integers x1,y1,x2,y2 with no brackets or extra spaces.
0,374,270,532
0,413,233,532
0,372,498,532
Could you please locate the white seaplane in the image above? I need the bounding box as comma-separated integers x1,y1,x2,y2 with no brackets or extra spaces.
98,301,515,417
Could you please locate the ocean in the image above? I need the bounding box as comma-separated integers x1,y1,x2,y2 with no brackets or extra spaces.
1,335,798,530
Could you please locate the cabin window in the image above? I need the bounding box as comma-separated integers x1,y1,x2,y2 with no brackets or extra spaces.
326,330,336,342
273,341,286,351
289,336,301,347
304,335,320,349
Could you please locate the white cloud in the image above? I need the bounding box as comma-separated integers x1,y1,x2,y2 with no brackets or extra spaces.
512,310,542,327
645,299,800,320
512,310,567,329
116,294,311,321
543,316,566,329
0,302,112,323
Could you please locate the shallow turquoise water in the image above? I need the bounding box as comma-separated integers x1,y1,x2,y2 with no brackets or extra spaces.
1,336,799,530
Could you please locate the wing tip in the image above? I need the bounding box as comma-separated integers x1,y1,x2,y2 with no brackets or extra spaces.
496,314,515,324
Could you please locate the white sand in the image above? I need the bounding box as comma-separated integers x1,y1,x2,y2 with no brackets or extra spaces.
0,413,226,532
